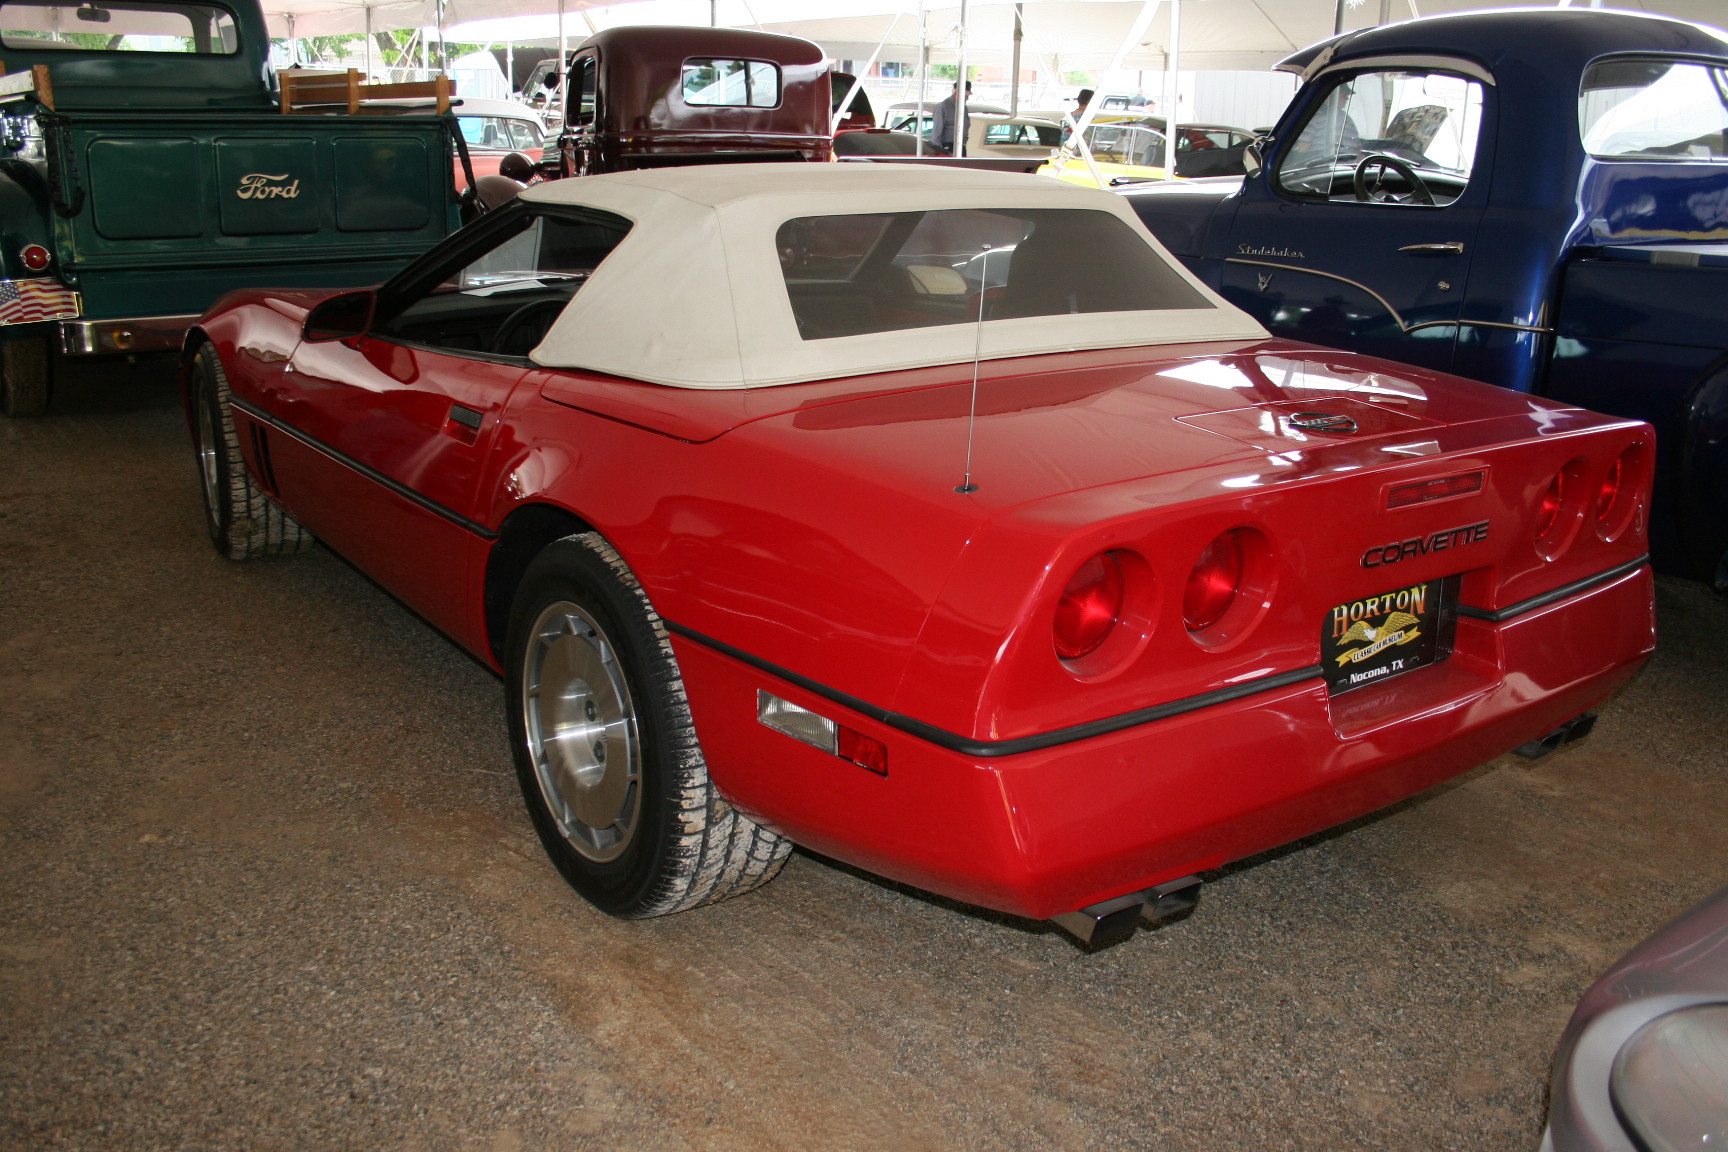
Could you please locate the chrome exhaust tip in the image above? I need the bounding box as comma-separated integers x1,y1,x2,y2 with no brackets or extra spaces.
1050,875,1202,945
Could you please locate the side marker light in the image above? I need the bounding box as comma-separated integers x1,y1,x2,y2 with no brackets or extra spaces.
757,690,888,775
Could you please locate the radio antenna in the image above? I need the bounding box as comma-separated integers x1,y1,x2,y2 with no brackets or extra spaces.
956,244,990,495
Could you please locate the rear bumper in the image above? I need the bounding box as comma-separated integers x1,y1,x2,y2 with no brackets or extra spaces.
675,562,1655,920
59,315,201,356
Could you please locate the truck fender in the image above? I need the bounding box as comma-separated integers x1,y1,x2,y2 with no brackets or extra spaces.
1680,359,1728,589
0,158,55,274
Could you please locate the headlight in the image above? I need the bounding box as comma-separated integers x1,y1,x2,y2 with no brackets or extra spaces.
1609,1003,1728,1151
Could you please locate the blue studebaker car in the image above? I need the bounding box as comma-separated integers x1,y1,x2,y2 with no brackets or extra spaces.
1123,8,1728,589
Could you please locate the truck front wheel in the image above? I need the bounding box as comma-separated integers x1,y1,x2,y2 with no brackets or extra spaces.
1,335,49,417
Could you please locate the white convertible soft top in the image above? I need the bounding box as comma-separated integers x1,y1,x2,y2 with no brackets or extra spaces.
520,165,1266,390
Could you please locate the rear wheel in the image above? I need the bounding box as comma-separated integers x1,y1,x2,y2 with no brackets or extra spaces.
189,342,313,559
1,336,50,417
506,533,791,918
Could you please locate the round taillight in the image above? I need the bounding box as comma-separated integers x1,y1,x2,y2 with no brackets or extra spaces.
1184,531,1245,633
1054,552,1124,661
1595,456,1623,523
1536,473,1565,538
19,244,49,273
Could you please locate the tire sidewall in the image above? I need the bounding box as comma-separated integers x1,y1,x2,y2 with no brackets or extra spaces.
190,347,234,551
504,535,685,916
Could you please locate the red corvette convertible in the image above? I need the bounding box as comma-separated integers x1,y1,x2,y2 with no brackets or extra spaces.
185,166,1655,943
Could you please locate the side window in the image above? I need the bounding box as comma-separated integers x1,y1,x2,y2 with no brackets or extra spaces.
1276,70,1484,206
568,54,597,126
505,120,541,149
372,209,632,359
681,58,780,108
1581,59,1728,160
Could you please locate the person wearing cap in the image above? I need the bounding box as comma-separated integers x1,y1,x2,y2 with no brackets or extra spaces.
932,79,972,154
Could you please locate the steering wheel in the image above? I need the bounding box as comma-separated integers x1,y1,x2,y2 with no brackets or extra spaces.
490,298,567,356
1352,152,1435,206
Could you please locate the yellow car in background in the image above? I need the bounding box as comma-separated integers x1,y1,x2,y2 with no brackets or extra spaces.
1043,121,1255,186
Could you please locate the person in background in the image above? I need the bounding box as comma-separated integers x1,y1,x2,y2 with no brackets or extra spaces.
1065,87,1095,143
932,79,971,154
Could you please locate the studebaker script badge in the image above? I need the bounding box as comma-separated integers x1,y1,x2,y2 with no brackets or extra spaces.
237,173,301,199
1237,244,1305,259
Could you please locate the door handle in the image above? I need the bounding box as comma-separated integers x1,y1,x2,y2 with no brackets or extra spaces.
448,403,484,430
1398,242,1465,256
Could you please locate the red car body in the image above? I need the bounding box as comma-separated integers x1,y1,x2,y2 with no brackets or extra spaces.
184,166,1655,935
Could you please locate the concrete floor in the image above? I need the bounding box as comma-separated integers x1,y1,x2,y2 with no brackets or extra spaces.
2,356,1726,1152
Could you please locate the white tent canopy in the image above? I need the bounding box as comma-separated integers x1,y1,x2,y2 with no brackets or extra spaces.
267,0,1728,73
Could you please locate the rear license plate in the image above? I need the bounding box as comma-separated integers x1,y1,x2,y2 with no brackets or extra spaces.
1323,577,1457,696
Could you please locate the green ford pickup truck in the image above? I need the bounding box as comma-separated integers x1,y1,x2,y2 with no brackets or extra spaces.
0,0,461,415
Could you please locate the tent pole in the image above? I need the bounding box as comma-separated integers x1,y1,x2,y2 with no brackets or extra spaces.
558,0,567,80
914,0,926,155
953,0,968,158
1009,3,1022,115
1334,0,1346,35
833,15,901,132
1162,0,1179,176
364,7,372,79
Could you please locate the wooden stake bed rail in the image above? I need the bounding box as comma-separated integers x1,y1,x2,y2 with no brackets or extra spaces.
0,65,55,111
279,69,451,114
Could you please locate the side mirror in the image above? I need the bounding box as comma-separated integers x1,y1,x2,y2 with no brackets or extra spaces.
1242,141,1264,176
542,70,561,88
304,289,374,343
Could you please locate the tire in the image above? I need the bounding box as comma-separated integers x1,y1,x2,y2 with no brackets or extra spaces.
505,532,791,918
189,342,313,559
1,335,50,417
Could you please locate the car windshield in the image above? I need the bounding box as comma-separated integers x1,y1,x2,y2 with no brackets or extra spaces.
0,0,238,53
776,207,1210,340
1581,58,1728,160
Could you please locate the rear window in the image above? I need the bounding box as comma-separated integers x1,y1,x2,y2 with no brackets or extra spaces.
776,207,1211,341
1581,58,1728,160
1,0,238,53
681,57,779,108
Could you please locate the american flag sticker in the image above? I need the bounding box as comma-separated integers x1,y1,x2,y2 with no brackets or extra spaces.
0,278,80,326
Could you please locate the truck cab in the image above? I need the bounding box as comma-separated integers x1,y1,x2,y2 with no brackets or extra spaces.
1122,9,1728,586
550,26,833,178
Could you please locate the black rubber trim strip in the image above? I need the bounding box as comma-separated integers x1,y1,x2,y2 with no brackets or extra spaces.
1455,555,1650,623
229,395,499,541
663,619,1326,758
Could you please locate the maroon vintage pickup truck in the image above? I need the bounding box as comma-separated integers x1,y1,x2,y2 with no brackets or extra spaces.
546,26,833,177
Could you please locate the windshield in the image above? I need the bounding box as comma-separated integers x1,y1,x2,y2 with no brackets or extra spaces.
1581,58,1728,160
0,0,238,53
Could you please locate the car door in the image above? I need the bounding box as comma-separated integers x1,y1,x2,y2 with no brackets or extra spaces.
266,205,632,650
1219,65,1490,375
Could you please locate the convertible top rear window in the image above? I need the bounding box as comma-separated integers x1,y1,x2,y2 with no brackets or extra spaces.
776,207,1210,341
1,0,238,53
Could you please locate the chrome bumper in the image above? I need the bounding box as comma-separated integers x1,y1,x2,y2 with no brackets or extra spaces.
59,315,202,356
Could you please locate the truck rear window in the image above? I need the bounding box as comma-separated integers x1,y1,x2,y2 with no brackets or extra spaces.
1581,59,1728,161
1,0,237,53
682,58,779,108
776,207,1210,340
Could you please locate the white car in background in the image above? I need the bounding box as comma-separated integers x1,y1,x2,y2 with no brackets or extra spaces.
453,97,550,187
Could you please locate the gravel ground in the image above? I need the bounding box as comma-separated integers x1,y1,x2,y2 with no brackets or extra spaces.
2,357,1725,1152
